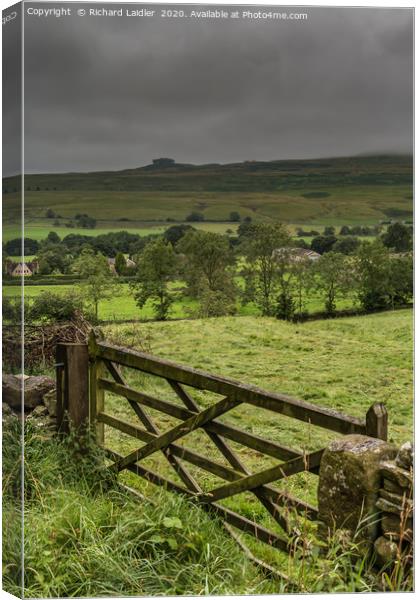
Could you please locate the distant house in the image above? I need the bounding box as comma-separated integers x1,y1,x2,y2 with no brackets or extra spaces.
272,248,321,263
5,260,39,277
107,256,137,275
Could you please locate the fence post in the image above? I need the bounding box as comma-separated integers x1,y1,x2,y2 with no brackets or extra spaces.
365,402,388,441
88,330,105,445
56,343,89,435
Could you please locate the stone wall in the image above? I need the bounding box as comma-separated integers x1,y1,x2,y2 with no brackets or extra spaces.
374,442,413,567
318,435,413,569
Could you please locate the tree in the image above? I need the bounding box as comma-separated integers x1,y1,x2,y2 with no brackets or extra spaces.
355,240,391,311
310,235,337,255
115,252,127,276
164,224,195,246
46,231,61,244
333,236,361,255
237,216,253,239
178,230,237,316
339,225,351,236
45,208,56,219
315,252,353,315
323,226,336,236
72,249,118,320
229,211,241,222
5,238,39,256
75,214,97,229
381,222,412,253
30,291,83,323
36,244,72,274
185,211,204,222
243,223,291,316
130,239,178,320
388,253,413,308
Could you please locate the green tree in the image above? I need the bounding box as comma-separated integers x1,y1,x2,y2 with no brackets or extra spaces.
333,236,361,255
243,223,291,316
178,230,236,316
310,235,337,255
115,252,126,276
130,239,178,320
355,240,391,311
381,222,412,253
185,211,204,222
72,248,117,320
315,252,353,315
388,253,413,308
229,211,241,222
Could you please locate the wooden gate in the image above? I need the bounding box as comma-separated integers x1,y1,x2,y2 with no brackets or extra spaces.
57,330,388,559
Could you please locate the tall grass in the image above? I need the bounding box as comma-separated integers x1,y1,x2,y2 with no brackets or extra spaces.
2,420,277,597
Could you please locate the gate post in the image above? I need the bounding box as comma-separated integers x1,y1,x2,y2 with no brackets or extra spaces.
366,402,388,441
56,343,89,435
88,330,105,445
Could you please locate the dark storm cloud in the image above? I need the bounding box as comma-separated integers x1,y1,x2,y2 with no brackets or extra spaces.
19,3,413,174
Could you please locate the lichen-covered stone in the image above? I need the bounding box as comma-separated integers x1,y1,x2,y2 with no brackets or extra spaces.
395,441,413,470
382,514,413,542
3,374,55,410
318,435,397,546
374,536,398,567
378,488,413,514
383,477,405,495
43,389,57,417
380,462,413,489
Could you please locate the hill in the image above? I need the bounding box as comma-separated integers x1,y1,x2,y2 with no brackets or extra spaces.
2,155,413,233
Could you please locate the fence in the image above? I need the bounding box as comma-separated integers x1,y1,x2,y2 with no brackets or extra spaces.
56,330,388,558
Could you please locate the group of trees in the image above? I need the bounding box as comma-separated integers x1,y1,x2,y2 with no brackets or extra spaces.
129,223,413,321
3,220,413,323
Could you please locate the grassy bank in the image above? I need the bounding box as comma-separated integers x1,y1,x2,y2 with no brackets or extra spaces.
2,421,276,597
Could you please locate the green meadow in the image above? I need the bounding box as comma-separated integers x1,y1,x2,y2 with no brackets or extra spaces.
99,310,413,569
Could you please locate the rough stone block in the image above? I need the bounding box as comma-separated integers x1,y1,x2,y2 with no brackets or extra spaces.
374,536,398,567
318,435,397,546
380,462,413,489
382,514,413,542
395,441,413,470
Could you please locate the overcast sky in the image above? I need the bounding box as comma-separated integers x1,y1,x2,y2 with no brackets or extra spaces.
4,3,414,174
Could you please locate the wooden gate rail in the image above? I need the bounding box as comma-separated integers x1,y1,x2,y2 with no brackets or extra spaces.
57,332,388,559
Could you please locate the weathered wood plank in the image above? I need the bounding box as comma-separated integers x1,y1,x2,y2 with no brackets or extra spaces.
98,412,318,519
201,449,325,504
168,379,292,534
104,448,289,552
99,378,305,462
112,395,242,472
96,340,365,434
366,402,388,441
102,361,201,493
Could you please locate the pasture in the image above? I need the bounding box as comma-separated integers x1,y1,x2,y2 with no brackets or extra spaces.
3,281,356,321
99,310,413,569
3,185,412,233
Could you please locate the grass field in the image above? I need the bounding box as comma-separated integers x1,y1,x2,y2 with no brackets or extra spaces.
97,310,412,570
2,282,356,321
3,185,412,234
2,220,239,243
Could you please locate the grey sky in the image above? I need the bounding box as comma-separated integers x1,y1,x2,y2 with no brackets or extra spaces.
9,4,415,173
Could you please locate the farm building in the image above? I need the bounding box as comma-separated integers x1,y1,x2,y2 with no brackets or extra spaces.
272,247,321,262
107,256,136,275
4,260,39,277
